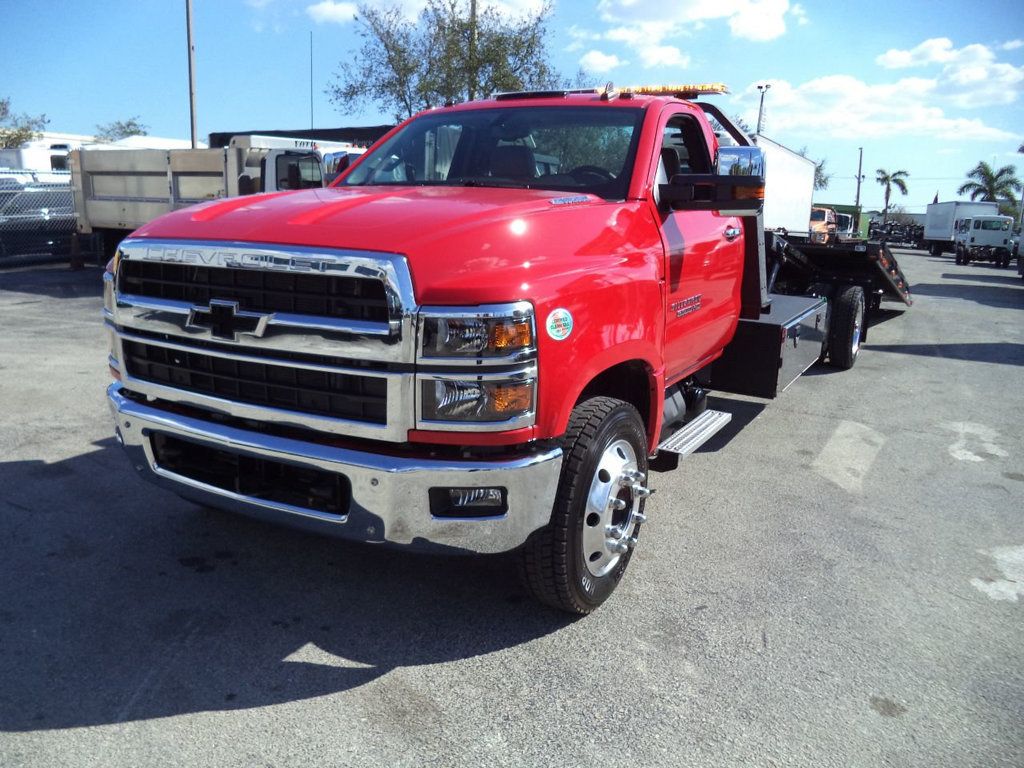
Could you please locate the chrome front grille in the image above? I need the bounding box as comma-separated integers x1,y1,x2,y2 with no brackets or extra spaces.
106,238,418,441
119,260,390,323
122,339,388,424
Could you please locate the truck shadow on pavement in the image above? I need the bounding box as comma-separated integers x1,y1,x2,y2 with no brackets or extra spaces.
866,342,1024,367
909,281,1023,310
0,439,572,732
940,272,1023,287
696,397,766,452
0,265,104,300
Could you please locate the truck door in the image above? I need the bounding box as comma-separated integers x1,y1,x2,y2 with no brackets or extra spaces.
654,108,745,383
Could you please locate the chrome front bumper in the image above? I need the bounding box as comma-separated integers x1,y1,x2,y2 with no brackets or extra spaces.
108,383,563,554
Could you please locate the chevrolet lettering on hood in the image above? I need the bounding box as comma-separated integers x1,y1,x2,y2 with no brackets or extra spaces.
140,243,333,273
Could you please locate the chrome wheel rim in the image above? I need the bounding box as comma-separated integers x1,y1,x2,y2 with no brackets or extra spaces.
851,297,864,355
581,438,647,578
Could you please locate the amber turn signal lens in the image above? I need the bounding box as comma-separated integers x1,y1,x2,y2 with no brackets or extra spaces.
734,184,765,200
490,382,533,414
491,319,533,351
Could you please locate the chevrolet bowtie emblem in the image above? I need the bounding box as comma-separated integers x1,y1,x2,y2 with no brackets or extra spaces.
186,300,270,341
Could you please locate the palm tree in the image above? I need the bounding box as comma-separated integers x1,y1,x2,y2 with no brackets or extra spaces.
876,169,909,224
957,161,1021,206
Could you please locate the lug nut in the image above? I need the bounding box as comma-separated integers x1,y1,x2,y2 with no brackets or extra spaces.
610,498,627,511
631,484,652,499
632,512,647,525
627,536,639,550
606,538,629,554
620,470,643,485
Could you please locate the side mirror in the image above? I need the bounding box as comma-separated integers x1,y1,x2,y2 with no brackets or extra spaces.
658,145,765,215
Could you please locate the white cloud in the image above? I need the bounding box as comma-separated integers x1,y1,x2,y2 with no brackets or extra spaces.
730,75,1019,143
790,2,808,25
876,37,959,68
1003,39,1024,51
591,21,692,72
580,50,626,74
874,38,1024,109
596,0,793,42
306,0,357,24
306,0,544,24
728,0,789,41
567,25,603,41
637,44,690,69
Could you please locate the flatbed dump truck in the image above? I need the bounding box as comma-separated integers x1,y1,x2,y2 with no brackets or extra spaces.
71,135,363,256
102,84,911,614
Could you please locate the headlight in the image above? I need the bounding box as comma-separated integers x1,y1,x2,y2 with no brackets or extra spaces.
420,374,535,424
419,302,534,359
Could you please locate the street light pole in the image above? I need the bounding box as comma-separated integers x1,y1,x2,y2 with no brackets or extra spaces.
853,147,864,234
186,0,197,148
756,83,771,135
310,30,314,129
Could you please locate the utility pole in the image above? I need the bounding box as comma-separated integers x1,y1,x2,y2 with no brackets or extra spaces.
186,0,197,148
310,31,314,129
756,83,771,135
468,0,478,101
853,146,864,233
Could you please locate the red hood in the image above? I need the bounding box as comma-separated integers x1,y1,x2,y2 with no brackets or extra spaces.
133,185,658,304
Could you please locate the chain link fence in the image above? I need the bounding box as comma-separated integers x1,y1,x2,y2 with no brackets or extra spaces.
0,171,75,267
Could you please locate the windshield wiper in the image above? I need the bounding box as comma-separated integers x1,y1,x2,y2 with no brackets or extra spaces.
447,176,530,189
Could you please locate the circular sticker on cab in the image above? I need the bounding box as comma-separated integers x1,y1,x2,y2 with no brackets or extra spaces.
546,308,574,341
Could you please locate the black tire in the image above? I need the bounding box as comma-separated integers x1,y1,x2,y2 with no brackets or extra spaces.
828,285,865,370
519,397,649,614
954,245,964,265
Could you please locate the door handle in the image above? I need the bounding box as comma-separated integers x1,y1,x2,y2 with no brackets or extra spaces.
723,225,741,241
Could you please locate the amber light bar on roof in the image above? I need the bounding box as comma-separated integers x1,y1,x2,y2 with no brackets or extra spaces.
624,83,729,98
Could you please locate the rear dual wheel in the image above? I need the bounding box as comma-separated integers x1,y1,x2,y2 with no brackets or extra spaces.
828,285,865,370
519,397,650,614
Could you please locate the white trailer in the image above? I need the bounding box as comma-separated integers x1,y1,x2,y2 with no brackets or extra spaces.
70,135,363,256
924,200,1000,255
753,135,816,238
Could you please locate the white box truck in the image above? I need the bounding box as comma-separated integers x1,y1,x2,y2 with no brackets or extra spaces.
753,135,816,238
923,200,1000,255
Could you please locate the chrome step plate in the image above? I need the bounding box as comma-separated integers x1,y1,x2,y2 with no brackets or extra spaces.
657,409,732,456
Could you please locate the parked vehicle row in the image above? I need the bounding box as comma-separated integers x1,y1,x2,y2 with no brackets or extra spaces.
0,182,75,258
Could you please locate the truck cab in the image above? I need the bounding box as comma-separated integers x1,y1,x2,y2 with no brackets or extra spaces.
809,206,837,245
954,215,1015,267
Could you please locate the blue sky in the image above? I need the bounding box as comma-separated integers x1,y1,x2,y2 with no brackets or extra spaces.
3,0,1022,212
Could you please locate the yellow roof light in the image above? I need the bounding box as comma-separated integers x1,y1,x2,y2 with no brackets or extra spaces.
624,83,729,99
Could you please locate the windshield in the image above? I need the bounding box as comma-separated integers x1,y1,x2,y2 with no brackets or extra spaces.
343,106,645,200
810,209,826,221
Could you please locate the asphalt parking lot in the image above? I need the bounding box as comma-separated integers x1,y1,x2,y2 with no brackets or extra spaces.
1,250,1022,767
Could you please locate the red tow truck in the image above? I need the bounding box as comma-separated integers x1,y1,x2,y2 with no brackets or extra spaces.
103,85,911,613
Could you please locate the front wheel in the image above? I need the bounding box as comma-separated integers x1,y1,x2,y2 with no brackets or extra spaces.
519,397,650,614
828,285,865,370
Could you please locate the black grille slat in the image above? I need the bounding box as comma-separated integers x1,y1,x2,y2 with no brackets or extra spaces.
123,341,387,424
120,261,389,323
151,433,351,516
